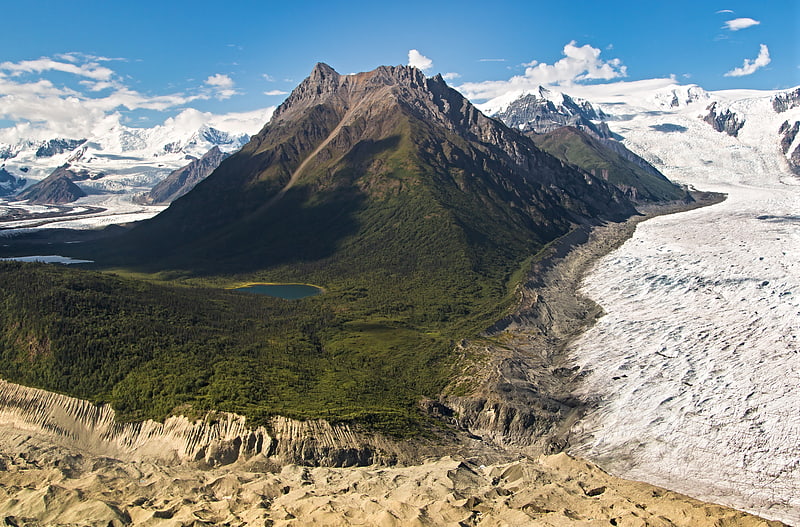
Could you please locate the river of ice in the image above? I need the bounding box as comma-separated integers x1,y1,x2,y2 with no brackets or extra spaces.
568,180,800,524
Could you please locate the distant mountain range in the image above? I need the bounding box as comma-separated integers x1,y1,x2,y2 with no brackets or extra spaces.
1,73,796,217
481,83,800,183
0,114,267,206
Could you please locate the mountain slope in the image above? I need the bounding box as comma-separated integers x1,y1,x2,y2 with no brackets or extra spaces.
16,165,91,204
139,146,230,204
528,126,689,202
110,63,635,276
5,64,661,434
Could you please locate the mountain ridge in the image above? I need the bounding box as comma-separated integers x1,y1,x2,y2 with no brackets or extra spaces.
109,63,639,273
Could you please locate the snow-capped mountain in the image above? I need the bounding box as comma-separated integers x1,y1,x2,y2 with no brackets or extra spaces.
483,85,611,138
0,108,272,198
485,82,800,188
0,108,272,229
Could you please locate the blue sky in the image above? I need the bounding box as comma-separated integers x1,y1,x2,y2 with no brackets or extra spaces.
0,0,797,139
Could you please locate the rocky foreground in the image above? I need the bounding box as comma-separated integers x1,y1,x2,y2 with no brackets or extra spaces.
0,425,783,527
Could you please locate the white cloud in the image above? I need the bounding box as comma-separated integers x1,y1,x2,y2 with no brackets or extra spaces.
0,54,237,142
408,49,433,71
716,9,734,14
458,41,627,101
0,57,114,81
264,89,289,96
204,74,238,100
262,73,275,82
479,58,506,62
725,44,771,76
204,73,234,88
724,17,760,31
442,72,461,81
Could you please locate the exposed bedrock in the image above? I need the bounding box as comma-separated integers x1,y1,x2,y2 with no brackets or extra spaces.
0,380,409,468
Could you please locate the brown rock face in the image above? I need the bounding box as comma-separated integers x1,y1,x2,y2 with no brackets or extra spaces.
16,165,89,205
142,146,229,204
119,62,638,270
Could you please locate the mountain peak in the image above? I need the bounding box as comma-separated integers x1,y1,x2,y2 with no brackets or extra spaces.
273,63,434,124
309,62,340,82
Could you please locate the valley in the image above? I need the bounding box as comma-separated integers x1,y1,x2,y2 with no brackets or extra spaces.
0,60,796,526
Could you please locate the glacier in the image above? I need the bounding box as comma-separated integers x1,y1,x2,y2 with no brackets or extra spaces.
556,84,800,524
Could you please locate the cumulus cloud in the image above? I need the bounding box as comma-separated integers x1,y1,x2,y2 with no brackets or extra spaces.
458,41,627,101
724,17,760,31
204,73,238,99
0,54,249,142
204,73,234,88
442,72,461,81
724,44,771,76
408,49,433,71
264,89,289,96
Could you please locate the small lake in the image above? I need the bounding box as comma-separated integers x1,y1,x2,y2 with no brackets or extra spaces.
0,255,94,265
233,283,323,300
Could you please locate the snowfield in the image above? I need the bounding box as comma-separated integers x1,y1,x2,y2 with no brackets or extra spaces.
0,107,273,228
556,84,800,524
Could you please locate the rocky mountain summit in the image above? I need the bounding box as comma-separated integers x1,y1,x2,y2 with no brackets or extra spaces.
703,101,746,137
492,86,611,138
16,165,96,204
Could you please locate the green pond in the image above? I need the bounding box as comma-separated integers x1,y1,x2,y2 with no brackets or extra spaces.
233,283,323,300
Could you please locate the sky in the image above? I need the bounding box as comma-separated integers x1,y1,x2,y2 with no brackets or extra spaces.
0,0,797,141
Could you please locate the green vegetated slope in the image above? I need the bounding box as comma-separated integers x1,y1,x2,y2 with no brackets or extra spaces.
0,65,644,434
528,126,688,202
0,261,455,434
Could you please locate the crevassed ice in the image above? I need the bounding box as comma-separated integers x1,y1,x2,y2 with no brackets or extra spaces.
568,182,800,524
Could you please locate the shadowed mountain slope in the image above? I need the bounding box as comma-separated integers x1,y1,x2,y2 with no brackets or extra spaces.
104,63,636,278
140,146,230,205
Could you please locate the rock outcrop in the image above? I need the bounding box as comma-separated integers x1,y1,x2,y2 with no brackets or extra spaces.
34,138,87,158
0,167,24,196
703,102,745,137
140,146,229,204
779,120,800,175
0,379,412,468
772,87,800,113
